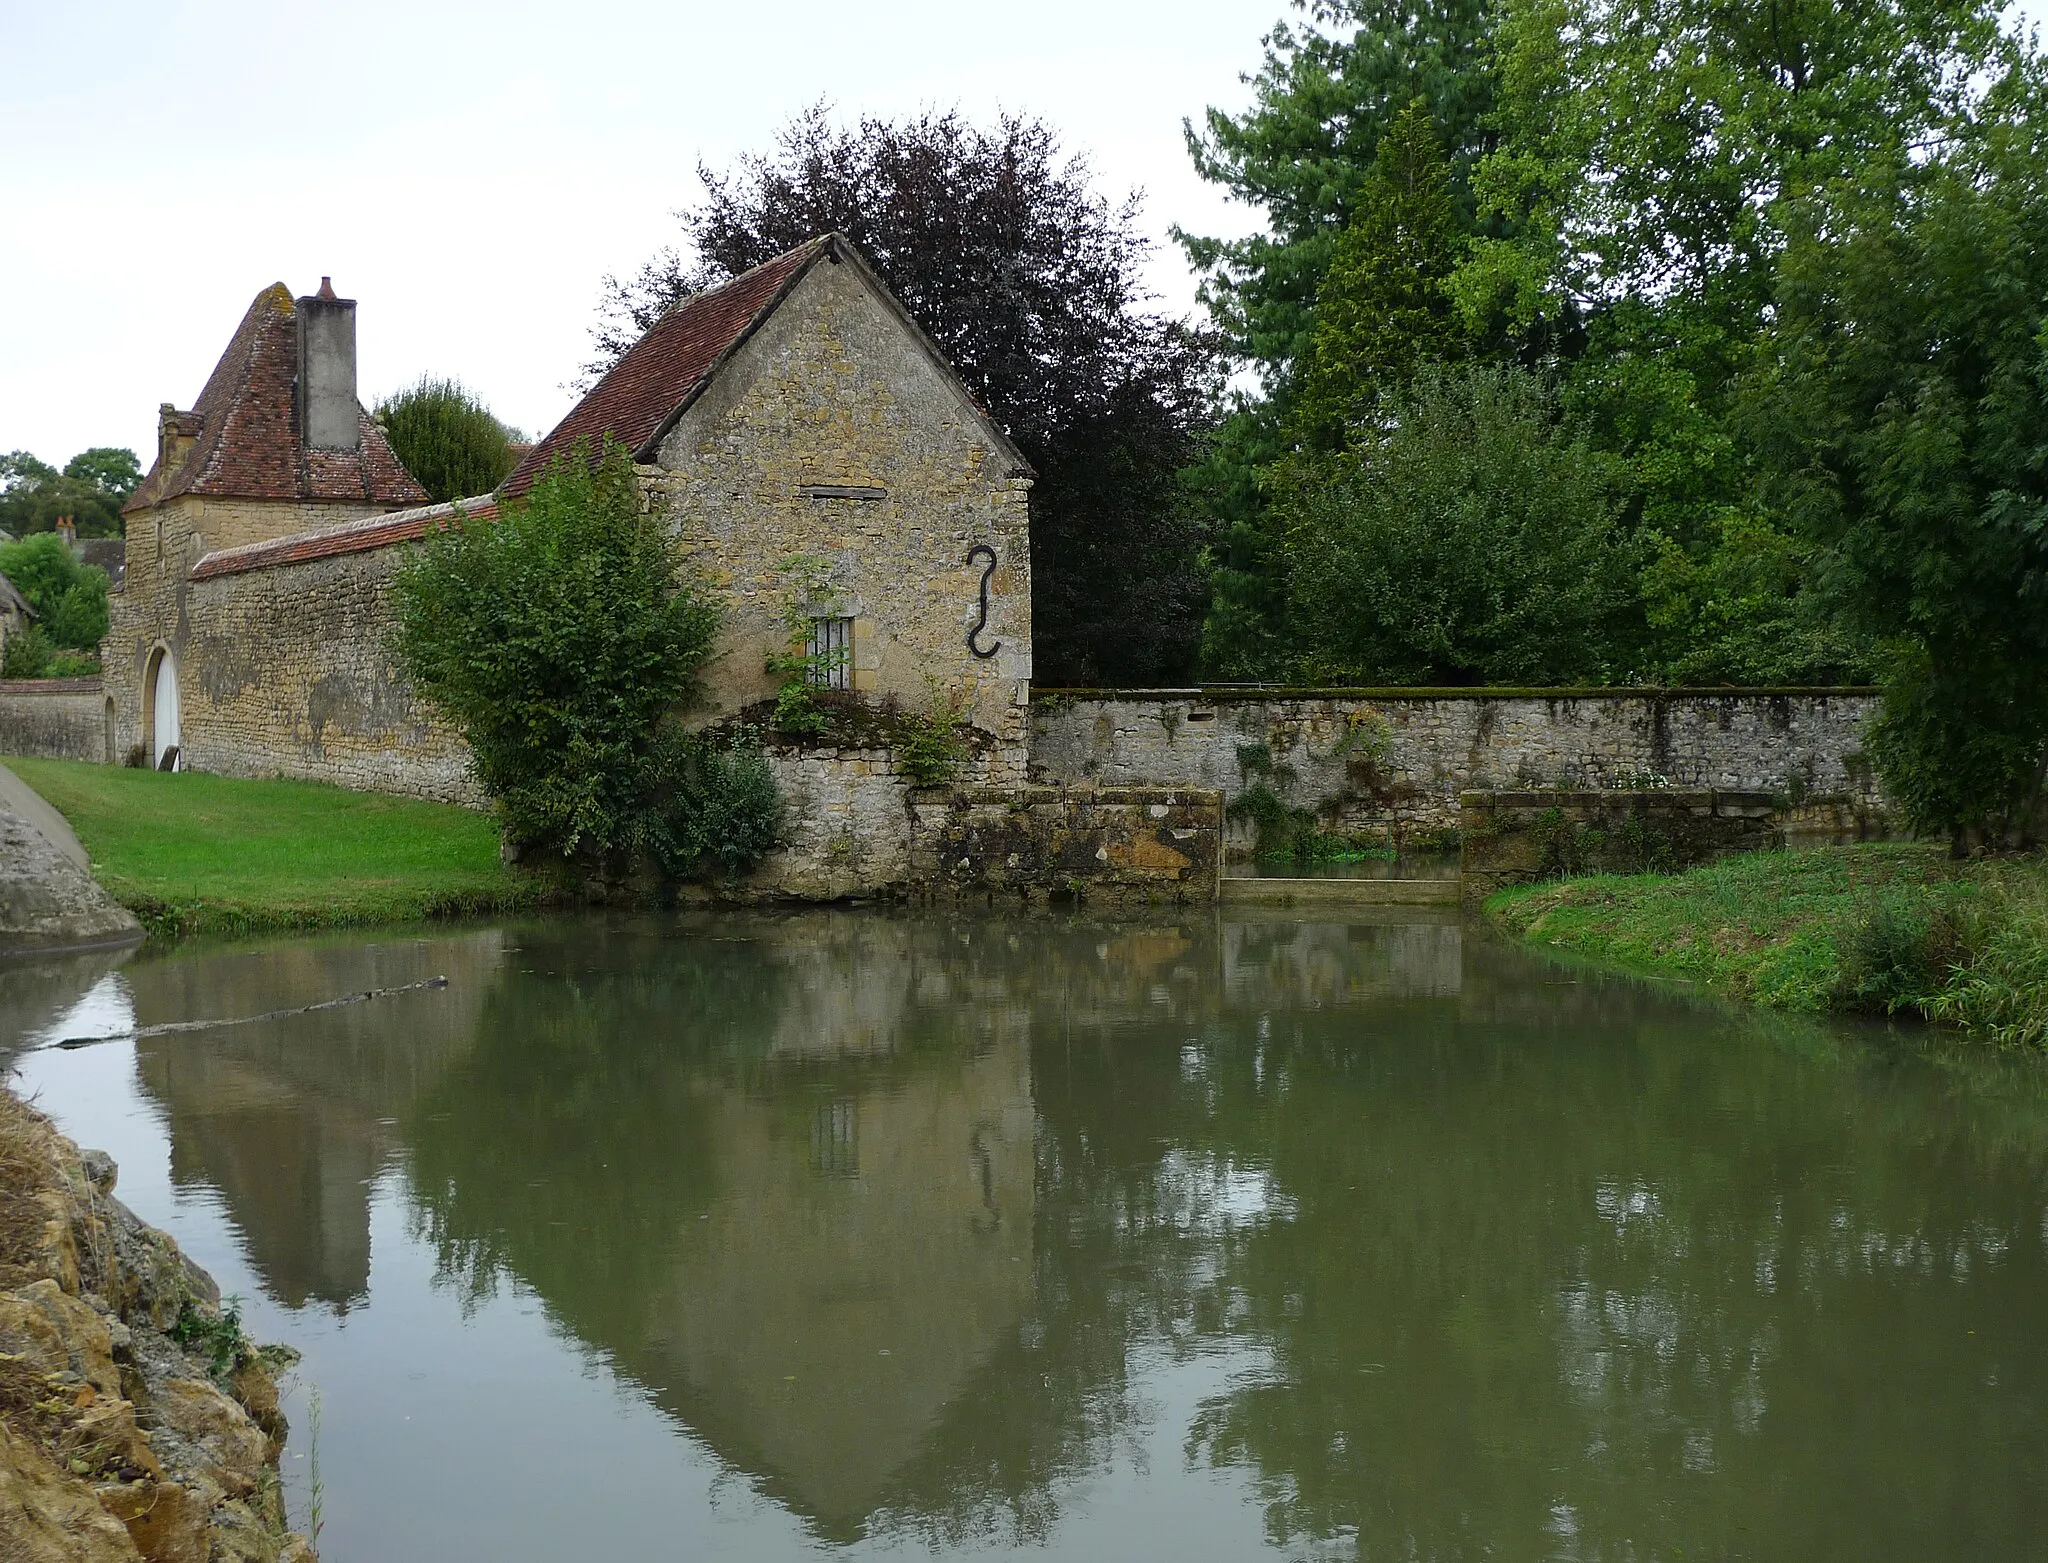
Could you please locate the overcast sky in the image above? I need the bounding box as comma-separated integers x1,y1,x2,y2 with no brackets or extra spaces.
11,1,2046,471
1,0,1276,467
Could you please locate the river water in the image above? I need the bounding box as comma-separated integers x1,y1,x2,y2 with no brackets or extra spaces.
2,909,2045,1561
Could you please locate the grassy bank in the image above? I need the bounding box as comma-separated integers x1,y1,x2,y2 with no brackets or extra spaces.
5,757,555,938
1489,843,2048,1048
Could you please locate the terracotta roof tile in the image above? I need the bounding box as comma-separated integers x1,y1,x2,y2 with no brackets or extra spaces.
189,495,497,582
125,283,428,515
503,237,832,498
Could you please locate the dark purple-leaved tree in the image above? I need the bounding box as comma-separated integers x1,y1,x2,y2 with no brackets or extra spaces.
590,105,1220,686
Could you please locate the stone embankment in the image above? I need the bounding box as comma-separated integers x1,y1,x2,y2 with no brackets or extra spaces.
0,1087,313,1562
0,764,141,955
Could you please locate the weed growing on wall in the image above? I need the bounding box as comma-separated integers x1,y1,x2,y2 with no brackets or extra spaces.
897,697,969,786
391,438,743,868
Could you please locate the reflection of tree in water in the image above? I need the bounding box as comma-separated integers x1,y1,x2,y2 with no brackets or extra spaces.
210,910,2048,1557
1169,975,2048,1560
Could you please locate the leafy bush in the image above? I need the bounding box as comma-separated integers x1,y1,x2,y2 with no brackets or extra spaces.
2,625,50,679
638,724,785,882
1836,898,1967,1014
0,532,109,650
896,698,968,786
376,377,521,503
1278,364,1640,685
391,438,722,862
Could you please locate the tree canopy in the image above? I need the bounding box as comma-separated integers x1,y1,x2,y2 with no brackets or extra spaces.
0,447,140,538
1187,0,2046,839
375,378,521,504
0,531,110,650
592,105,1220,686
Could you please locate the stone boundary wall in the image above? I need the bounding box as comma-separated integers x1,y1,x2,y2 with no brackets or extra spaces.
1459,788,1788,903
1030,688,1886,847
748,746,1222,904
172,542,479,803
911,786,1221,903
0,678,110,764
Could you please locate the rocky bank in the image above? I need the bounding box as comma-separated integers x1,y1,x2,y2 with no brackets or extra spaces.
0,1085,313,1562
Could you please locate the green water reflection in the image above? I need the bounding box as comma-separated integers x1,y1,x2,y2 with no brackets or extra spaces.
112,911,2048,1556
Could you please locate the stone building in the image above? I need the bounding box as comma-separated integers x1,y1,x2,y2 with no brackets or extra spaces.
108,278,427,767
508,232,1036,758
103,236,1037,785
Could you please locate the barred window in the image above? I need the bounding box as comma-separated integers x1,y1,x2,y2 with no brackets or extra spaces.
806,616,853,690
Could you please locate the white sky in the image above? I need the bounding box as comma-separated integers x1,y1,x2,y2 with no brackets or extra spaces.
1,0,1275,465
10,0,2045,470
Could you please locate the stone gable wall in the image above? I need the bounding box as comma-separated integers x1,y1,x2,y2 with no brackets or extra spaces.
1029,689,1886,848
652,258,1033,772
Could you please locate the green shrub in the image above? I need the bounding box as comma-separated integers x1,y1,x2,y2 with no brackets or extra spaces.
638,724,784,883
0,533,109,650
1836,898,1967,1014
390,438,722,861
773,680,828,737
897,698,968,786
2,625,51,679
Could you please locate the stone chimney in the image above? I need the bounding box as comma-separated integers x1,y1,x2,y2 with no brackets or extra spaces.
295,277,360,451
157,404,196,474
54,517,76,551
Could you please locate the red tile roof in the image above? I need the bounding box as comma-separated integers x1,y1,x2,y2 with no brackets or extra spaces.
189,496,497,581
502,237,833,497
125,284,428,515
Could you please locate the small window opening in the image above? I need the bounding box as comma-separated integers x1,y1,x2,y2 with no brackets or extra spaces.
806,617,853,690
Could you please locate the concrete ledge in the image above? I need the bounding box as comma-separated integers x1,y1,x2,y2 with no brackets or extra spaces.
1221,877,1460,907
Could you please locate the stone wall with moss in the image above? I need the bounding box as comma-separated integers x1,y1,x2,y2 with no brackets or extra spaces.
1458,789,1808,903
909,786,1221,904
1030,689,1887,853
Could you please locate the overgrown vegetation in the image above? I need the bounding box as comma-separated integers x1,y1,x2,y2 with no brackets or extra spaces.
1182,0,2045,841
0,531,109,653
375,377,523,504
4,757,546,938
1491,845,2048,1046
392,438,781,881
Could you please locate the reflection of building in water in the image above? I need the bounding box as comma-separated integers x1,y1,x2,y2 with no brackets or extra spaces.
130,932,503,1309
636,1031,1034,1539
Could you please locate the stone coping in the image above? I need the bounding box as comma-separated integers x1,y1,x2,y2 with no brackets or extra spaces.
0,677,102,695
1033,686,1880,703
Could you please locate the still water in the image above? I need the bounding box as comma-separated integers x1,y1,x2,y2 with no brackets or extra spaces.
3,910,2046,1561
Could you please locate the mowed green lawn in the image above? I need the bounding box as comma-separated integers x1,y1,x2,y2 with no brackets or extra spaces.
5,758,546,937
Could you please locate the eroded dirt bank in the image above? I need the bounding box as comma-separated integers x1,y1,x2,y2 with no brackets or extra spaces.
0,1084,314,1561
